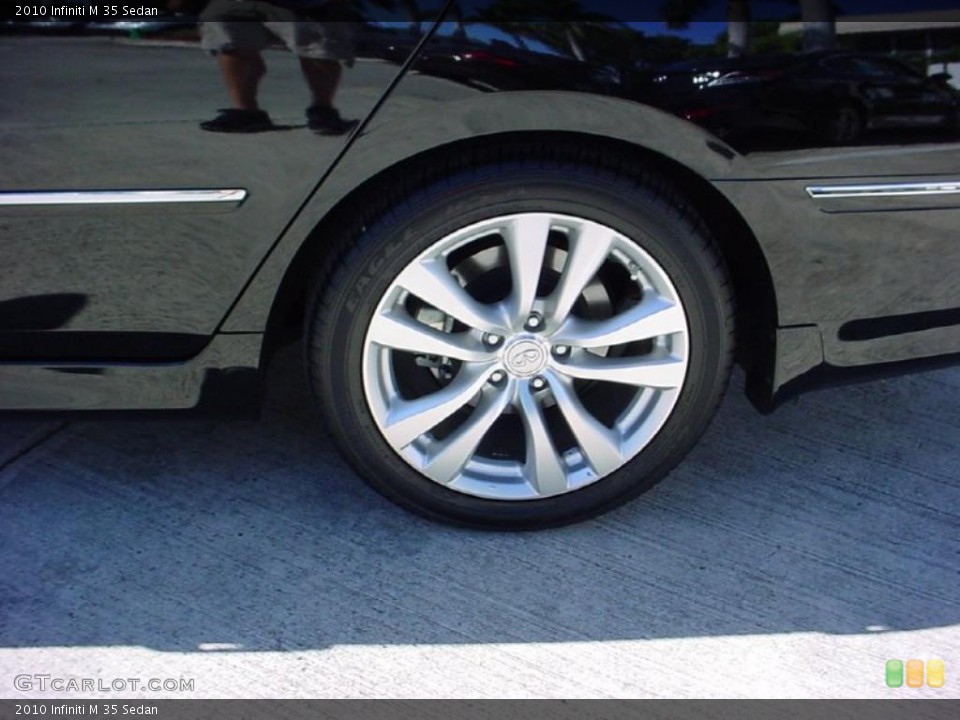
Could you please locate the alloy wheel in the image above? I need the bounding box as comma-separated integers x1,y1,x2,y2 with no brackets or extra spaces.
361,212,690,501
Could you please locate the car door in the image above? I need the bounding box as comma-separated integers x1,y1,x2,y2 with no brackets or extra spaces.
0,1,446,361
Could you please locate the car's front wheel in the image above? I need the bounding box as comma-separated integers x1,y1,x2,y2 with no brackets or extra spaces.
822,102,864,145
308,157,734,529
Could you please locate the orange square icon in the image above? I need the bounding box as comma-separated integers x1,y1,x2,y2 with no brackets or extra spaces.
906,659,924,688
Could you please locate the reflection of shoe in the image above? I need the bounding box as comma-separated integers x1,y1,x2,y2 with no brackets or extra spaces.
306,105,357,136
200,109,273,133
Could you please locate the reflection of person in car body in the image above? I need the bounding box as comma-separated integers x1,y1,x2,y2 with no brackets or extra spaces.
193,0,358,134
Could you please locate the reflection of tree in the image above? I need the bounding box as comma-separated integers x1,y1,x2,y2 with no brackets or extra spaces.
662,0,750,57
798,0,835,51
661,0,836,56
468,0,615,61
431,0,839,76
726,0,751,57
365,0,426,29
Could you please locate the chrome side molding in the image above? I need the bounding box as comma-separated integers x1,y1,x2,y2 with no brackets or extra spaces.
806,181,960,200
0,189,248,206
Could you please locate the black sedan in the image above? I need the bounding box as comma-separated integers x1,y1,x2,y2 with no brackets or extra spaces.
668,51,960,146
1,3,958,529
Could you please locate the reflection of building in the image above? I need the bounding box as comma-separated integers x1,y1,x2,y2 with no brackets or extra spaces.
781,10,960,53
780,11,960,86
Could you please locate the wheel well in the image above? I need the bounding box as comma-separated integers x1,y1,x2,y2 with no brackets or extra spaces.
262,132,778,380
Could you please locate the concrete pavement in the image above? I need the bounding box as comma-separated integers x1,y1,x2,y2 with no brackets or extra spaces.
1,347,958,698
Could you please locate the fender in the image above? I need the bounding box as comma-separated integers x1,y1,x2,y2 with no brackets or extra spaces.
220,91,751,333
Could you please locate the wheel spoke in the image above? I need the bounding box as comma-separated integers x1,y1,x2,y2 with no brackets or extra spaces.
548,221,614,324
422,384,513,484
396,257,504,333
554,295,686,349
557,354,686,390
517,384,568,497
502,214,553,325
368,310,493,362
383,363,496,449
548,375,623,477
363,211,693,503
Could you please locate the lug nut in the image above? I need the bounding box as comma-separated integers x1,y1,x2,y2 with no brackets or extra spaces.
490,371,505,384
484,333,502,346
526,314,543,330
531,377,546,390
553,345,569,357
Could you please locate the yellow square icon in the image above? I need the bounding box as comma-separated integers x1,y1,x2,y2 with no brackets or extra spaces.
927,660,945,688
906,659,924,688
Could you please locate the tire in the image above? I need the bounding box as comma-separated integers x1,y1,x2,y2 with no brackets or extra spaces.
942,107,960,135
821,102,864,145
307,157,734,529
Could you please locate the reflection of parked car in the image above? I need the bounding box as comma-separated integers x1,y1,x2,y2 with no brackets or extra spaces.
631,56,765,99
671,51,960,145
356,24,419,62
410,26,619,93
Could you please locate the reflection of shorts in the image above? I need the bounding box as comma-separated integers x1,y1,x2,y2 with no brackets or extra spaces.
200,0,356,66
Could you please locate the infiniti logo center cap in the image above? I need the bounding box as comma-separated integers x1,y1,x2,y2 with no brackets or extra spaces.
503,338,549,377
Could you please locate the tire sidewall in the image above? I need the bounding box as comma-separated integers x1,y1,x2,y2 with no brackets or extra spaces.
311,165,731,528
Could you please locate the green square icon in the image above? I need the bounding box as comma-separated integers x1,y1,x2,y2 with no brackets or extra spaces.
886,659,904,687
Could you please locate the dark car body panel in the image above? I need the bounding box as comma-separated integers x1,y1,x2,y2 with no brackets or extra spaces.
658,51,960,148
0,13,440,347
2,0,959,415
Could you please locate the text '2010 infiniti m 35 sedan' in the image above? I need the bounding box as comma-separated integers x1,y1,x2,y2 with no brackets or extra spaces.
1,0,959,528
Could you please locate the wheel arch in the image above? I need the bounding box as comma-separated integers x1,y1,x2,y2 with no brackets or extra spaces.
223,92,781,400
251,131,777,405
